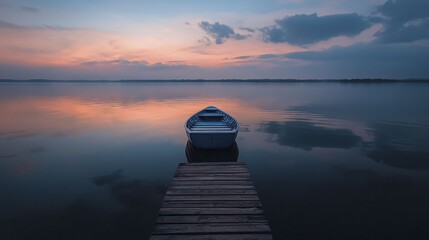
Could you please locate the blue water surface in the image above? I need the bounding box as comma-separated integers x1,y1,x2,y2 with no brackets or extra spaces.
1,82,428,239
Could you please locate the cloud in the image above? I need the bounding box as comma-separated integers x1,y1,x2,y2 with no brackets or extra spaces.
0,3,38,13
80,59,192,72
240,27,255,33
262,13,372,46
80,59,149,66
0,20,21,28
233,55,252,60
285,43,429,62
199,21,248,44
258,53,284,59
20,6,38,13
374,0,429,43
198,36,211,46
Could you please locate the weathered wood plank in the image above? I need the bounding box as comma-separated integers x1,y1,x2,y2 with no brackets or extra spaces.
179,162,245,166
171,180,253,186
169,185,256,190
166,189,257,195
151,163,272,239
161,201,262,208
163,195,260,201
150,234,273,240
175,173,251,177
174,177,251,181
176,170,249,174
177,167,247,172
177,164,247,171
153,223,271,235
159,207,263,215
156,214,268,224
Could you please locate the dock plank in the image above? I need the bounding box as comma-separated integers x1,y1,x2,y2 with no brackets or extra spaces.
169,185,256,190
175,173,251,177
163,195,260,201
156,215,267,224
161,201,262,208
159,207,263,215
153,223,272,235
166,189,257,195
174,177,251,181
150,162,272,239
178,162,245,166
171,180,253,186
150,234,273,240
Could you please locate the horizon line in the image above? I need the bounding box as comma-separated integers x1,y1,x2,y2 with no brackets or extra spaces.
1,78,429,83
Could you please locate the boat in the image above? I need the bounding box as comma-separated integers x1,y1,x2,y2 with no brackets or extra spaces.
185,140,239,162
185,106,239,149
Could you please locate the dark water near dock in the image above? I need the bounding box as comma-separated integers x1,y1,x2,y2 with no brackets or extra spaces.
1,82,429,239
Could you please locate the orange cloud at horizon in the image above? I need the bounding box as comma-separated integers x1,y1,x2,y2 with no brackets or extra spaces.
0,21,300,69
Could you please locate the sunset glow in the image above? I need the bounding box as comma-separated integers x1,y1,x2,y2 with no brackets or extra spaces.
1,0,428,79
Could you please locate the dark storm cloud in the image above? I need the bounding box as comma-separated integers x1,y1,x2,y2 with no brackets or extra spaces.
199,21,248,44
262,13,372,46
261,121,361,151
374,0,429,43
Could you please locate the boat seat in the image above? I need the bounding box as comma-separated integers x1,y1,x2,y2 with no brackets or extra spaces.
195,122,225,125
190,127,232,131
194,123,227,126
198,113,225,117
193,125,229,128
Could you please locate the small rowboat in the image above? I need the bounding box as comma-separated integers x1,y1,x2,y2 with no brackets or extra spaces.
185,106,239,149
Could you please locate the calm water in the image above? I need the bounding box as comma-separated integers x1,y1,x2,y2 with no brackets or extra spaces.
1,82,429,240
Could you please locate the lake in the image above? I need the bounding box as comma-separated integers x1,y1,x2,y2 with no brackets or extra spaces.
1,82,429,240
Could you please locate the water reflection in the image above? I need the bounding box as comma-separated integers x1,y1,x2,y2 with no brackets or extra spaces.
92,169,166,208
1,82,429,240
185,141,239,162
260,121,361,151
364,122,429,169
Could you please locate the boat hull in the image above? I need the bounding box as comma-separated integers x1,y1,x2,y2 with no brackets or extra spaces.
185,106,239,149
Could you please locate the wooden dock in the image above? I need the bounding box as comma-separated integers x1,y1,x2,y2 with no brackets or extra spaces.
150,162,272,240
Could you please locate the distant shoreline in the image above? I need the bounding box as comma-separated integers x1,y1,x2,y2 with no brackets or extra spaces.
1,79,428,83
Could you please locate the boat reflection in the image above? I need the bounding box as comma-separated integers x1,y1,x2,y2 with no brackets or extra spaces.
185,141,239,163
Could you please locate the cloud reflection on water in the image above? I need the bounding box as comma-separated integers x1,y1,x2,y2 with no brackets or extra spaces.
365,122,429,169
260,120,362,151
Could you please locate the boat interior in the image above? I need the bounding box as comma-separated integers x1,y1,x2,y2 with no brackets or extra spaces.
186,107,238,132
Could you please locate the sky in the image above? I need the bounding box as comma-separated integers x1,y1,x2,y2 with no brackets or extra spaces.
0,0,428,80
